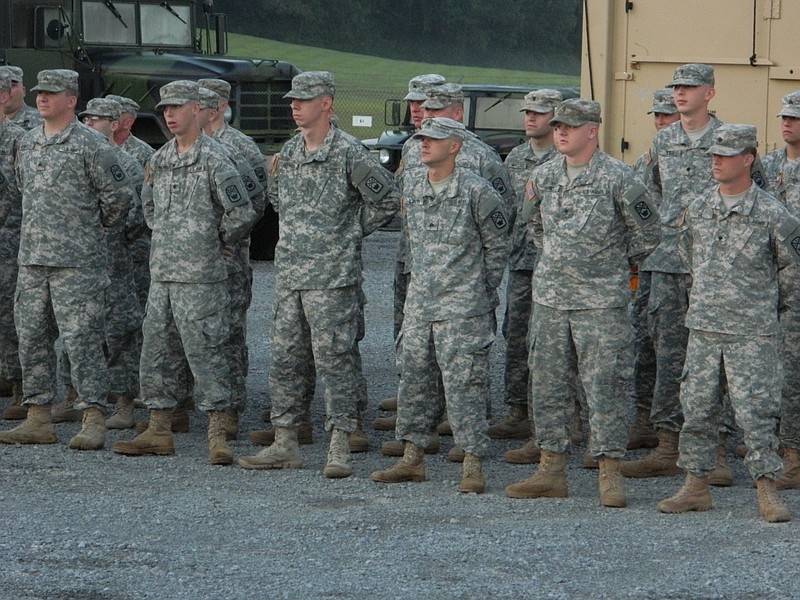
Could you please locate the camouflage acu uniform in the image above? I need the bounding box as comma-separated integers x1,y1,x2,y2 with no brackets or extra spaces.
212,123,267,412
528,145,660,458
8,104,42,131
398,143,510,456
0,114,25,384
502,140,557,409
120,133,155,308
764,105,800,450
268,124,399,432
677,176,800,479
15,96,132,410
139,129,254,413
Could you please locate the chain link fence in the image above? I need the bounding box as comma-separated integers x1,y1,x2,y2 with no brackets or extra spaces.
331,88,404,141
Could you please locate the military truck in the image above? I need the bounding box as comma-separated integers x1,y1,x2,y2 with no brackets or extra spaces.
581,0,800,162
368,83,579,172
1,0,300,258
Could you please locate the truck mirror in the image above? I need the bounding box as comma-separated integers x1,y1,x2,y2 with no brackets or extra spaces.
34,7,68,49
385,100,404,127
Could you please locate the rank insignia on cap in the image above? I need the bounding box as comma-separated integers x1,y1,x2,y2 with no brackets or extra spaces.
366,176,384,194
110,164,126,182
491,210,507,229
635,201,653,220
226,185,242,203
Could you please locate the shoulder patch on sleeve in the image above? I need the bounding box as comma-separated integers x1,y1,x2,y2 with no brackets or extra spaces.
623,182,655,224
351,159,393,202
490,210,508,230
214,168,248,210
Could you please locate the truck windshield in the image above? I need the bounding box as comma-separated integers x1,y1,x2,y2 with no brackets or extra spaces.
468,96,528,131
82,1,193,47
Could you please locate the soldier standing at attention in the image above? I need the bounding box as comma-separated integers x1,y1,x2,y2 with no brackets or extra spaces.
626,88,681,451
0,69,26,420
658,124,800,523
113,80,254,465
490,89,562,457
370,117,510,493
78,98,145,431
0,66,42,131
238,72,399,478
505,99,660,508
0,69,131,450
762,91,800,490
106,94,155,312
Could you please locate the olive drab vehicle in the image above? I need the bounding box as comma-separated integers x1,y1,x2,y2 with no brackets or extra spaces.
1,0,301,258
582,0,800,162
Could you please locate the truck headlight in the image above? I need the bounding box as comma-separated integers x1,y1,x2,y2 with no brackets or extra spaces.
379,149,391,165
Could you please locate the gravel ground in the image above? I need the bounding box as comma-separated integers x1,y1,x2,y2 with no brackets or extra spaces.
1,230,799,600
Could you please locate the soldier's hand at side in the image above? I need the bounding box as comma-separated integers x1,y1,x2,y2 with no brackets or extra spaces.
222,244,234,259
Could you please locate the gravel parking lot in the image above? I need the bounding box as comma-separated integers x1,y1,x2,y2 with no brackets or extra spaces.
1,230,798,600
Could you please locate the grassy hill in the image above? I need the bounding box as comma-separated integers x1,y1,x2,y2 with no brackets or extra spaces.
228,33,580,94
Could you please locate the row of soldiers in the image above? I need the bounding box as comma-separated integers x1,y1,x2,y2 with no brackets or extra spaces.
2,63,799,523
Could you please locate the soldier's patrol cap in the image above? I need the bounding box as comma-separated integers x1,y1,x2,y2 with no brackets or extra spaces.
668,63,715,87
422,83,464,110
155,80,200,109
777,91,800,119
647,88,678,115
549,98,602,126
198,78,231,101
0,69,12,92
283,71,335,100
198,87,219,110
0,65,23,83
404,74,446,101
79,98,122,120
412,117,467,141
708,124,758,156
106,94,140,116
31,69,78,93
520,89,563,113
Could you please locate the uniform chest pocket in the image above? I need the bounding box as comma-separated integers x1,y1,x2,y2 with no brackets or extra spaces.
548,192,610,244
182,170,206,209
728,222,768,270
41,147,84,185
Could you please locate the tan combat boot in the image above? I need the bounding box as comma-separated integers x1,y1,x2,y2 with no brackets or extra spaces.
373,412,397,431
220,408,239,441
238,427,303,469
106,394,135,430
135,400,193,433
448,446,465,463
350,414,369,453
598,457,627,508
208,411,233,465
69,408,106,450
707,433,733,487
1,379,27,420
51,385,82,423
0,404,57,444
113,409,175,456
370,442,425,483
487,405,531,440
504,437,541,464
620,429,683,478
249,421,313,446
378,396,397,411
657,473,712,513
459,453,485,494
626,407,658,450
505,451,568,499
755,477,791,523
323,429,352,478
776,448,800,490
381,431,440,457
